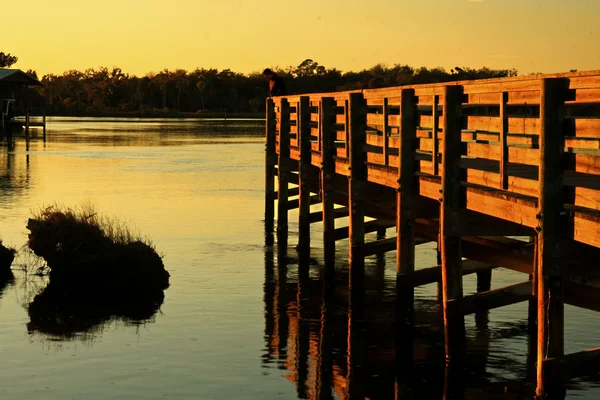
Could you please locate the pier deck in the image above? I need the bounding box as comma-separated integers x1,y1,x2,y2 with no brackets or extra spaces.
265,70,600,399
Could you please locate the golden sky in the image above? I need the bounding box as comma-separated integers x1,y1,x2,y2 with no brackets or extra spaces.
3,0,599,77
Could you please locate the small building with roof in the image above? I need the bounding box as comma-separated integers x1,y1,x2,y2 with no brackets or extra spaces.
0,69,43,135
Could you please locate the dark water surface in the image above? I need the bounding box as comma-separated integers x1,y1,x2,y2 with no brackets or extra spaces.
0,117,599,399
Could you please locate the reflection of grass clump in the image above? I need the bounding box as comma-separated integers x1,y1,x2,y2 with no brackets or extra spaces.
27,203,169,292
0,239,16,278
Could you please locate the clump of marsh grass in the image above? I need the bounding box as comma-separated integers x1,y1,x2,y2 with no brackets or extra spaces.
27,202,169,292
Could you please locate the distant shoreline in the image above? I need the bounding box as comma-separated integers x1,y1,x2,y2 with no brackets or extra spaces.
31,111,265,120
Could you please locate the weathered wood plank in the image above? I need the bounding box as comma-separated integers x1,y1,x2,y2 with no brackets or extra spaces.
466,116,540,135
573,212,600,248
398,260,495,287
466,169,539,197
465,187,538,228
452,281,532,315
465,142,539,166
332,219,397,242
362,237,397,256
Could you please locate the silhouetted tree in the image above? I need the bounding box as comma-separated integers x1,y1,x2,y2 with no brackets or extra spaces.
0,52,18,68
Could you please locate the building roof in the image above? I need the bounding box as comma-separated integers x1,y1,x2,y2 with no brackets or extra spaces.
0,69,43,86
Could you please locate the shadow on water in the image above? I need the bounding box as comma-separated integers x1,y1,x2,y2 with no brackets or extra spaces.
261,240,600,399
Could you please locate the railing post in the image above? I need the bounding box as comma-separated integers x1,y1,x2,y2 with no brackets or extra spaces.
320,97,336,267
440,85,466,362
297,96,312,253
499,92,509,189
277,99,291,249
348,93,367,276
536,78,567,400
265,98,277,245
383,97,390,166
432,95,440,176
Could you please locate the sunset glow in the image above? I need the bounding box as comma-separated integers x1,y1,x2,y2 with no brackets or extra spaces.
2,0,599,77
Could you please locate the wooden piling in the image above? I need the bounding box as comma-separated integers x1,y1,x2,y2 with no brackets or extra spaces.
277,99,291,247
25,110,30,146
320,97,336,267
298,96,312,253
536,78,567,400
396,88,418,335
42,110,47,141
348,92,367,275
265,98,277,245
396,88,418,393
440,85,466,362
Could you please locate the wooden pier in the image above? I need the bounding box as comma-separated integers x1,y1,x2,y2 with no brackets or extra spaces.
264,70,600,399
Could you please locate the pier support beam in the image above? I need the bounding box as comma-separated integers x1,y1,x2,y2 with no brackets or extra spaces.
320,97,337,267
265,98,277,245
348,93,367,277
440,85,466,362
297,96,312,254
277,99,291,249
536,78,567,400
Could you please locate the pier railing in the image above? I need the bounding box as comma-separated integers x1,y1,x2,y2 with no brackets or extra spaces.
269,71,600,249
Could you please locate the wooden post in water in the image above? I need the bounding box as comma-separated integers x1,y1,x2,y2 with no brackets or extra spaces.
320,97,336,267
265,99,277,245
297,96,312,253
396,88,418,331
348,93,367,276
536,78,567,400
277,99,291,248
395,88,418,398
42,110,47,141
440,85,466,362
25,109,30,146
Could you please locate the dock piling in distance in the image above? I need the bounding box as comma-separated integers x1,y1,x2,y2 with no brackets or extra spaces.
265,98,276,245
276,99,291,249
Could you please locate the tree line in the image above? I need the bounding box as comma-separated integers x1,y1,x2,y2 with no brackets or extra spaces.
9,57,518,116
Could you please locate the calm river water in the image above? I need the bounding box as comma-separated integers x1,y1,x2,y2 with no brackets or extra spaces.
0,118,599,399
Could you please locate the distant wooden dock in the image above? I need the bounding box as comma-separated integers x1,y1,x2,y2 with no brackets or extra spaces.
264,70,600,399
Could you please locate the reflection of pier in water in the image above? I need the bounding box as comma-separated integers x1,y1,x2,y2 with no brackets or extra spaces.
262,247,549,399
